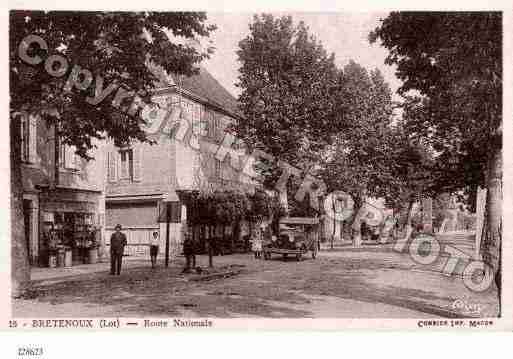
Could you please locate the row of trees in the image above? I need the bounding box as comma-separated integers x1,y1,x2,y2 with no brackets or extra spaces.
232,12,502,298
370,12,502,296
232,14,429,234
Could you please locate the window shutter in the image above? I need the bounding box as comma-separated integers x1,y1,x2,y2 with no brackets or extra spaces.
64,145,73,168
117,150,124,179
119,151,128,179
20,116,27,161
212,114,218,140
74,150,81,169
28,115,37,163
59,144,65,167
207,110,214,138
201,108,209,138
133,147,142,182
107,151,117,182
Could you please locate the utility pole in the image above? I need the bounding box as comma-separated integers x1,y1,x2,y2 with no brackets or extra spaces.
165,202,171,267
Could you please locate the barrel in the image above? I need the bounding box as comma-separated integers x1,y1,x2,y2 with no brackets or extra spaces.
57,248,66,267
87,248,98,264
64,248,73,267
48,254,57,268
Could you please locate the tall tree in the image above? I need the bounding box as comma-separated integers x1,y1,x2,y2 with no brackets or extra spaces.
370,12,502,293
10,11,216,296
232,14,344,211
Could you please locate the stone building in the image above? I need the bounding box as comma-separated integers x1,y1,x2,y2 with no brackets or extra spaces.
103,67,256,257
19,113,105,267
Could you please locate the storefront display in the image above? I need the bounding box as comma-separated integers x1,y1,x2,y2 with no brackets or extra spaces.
41,212,99,267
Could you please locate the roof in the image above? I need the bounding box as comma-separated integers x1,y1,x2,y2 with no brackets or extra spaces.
154,64,241,117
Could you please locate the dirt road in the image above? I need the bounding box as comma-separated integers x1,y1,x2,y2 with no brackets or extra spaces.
13,251,499,318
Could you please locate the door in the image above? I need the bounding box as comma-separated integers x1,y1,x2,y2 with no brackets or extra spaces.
23,199,32,265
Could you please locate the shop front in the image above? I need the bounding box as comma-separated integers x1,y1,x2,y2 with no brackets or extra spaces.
37,187,102,268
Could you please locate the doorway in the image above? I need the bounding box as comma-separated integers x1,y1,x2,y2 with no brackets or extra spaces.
23,199,32,265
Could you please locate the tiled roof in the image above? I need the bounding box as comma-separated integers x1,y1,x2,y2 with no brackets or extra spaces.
154,64,240,117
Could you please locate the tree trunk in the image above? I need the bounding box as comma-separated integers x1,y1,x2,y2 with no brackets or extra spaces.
208,225,214,267
405,199,415,231
233,221,239,253
331,196,336,249
481,146,502,310
351,198,364,248
11,115,30,298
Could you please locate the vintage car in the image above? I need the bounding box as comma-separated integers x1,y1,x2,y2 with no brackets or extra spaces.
263,217,319,261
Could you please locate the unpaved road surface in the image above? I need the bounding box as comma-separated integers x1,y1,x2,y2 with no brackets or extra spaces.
13,251,499,318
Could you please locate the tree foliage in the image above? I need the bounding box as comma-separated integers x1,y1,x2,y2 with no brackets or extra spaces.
370,12,502,194
184,188,282,227
9,11,216,295
10,10,216,154
233,14,346,194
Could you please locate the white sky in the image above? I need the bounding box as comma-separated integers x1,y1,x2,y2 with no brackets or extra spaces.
201,12,403,102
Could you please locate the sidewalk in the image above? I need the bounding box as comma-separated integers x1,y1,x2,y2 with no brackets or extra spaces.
30,255,182,285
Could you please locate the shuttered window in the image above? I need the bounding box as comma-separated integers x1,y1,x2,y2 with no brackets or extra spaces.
118,147,142,182
119,149,132,180
107,151,117,182
60,144,79,170
65,145,76,169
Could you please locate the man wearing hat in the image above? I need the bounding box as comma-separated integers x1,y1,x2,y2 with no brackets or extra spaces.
110,224,127,275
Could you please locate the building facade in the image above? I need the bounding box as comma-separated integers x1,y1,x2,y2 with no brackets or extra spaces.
104,67,256,256
19,113,105,267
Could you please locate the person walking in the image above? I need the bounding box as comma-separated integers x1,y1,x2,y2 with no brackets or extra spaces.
110,224,127,275
149,231,160,269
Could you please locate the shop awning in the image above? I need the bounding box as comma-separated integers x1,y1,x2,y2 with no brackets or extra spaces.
106,194,164,203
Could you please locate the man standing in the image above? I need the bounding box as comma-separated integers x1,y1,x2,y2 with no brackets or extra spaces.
110,224,127,275
182,232,195,273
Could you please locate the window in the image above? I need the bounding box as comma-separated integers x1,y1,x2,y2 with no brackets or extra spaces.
191,103,203,136
205,110,216,139
20,114,37,163
119,149,133,180
193,103,201,122
107,151,117,182
60,144,79,170
115,147,142,182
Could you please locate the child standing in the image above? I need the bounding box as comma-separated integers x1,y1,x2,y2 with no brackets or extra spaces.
252,224,264,259
149,231,160,269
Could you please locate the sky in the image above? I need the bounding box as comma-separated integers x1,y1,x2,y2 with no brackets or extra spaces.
200,12,403,102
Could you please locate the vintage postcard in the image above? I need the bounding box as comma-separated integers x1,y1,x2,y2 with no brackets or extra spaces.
2,2,512,334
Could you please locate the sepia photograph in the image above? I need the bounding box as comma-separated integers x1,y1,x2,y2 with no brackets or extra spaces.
8,9,504,324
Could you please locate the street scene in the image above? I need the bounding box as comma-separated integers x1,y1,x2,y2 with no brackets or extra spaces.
10,11,502,320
